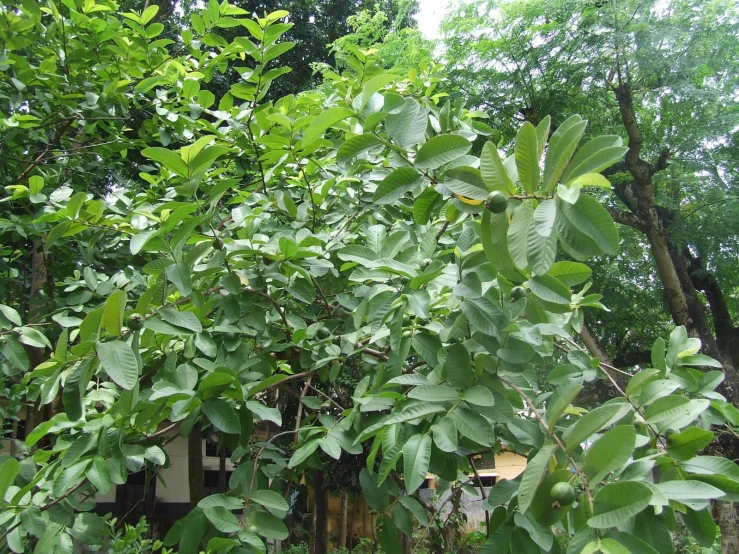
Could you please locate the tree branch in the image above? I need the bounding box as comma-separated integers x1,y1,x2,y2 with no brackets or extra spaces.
608,208,647,232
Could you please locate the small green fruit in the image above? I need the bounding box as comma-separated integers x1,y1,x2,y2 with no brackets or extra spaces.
550,482,575,506
317,327,330,339
510,286,526,301
126,313,144,331
486,191,509,213
248,525,258,533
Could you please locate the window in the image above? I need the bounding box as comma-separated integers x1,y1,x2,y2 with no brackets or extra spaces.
204,470,233,496
477,476,496,487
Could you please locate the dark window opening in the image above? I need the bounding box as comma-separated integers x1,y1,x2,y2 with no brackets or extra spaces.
478,476,496,487
419,479,432,489
15,420,25,440
204,470,233,496
115,469,156,521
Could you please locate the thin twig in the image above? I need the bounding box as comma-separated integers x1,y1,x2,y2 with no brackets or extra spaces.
307,384,344,411
0,480,88,542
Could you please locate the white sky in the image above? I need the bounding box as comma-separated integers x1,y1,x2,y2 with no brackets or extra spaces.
415,0,453,40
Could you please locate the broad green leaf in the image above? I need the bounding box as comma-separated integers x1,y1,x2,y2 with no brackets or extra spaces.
543,116,587,193
544,383,583,430
560,194,619,255
461,297,507,336
644,396,709,432
480,142,515,194
400,496,429,526
403,434,431,494
517,443,556,513
481,211,514,270
682,456,739,481
445,166,489,200
413,187,442,225
202,398,240,434
86,456,112,495
159,306,202,333
463,385,495,407
625,368,660,398
569,172,612,189
0,304,22,326
1,337,29,372
588,481,652,529
515,121,540,193
300,107,354,146
431,417,458,452
449,407,496,446
445,343,474,389
358,402,446,442
508,200,533,270
337,133,382,167
385,98,427,148
102,290,127,336
251,490,289,516
529,274,571,305
378,443,402,484
415,134,471,170
480,521,513,554
141,147,188,177
377,514,402,554
655,480,724,508
679,354,722,368
288,439,320,468
245,510,288,540
682,508,718,547
526,213,557,275
0,458,20,505
548,261,592,286
565,402,632,452
560,135,623,184
374,167,420,204
354,73,396,111
96,340,139,390
407,384,460,402
582,425,635,483
564,145,628,184
359,468,389,511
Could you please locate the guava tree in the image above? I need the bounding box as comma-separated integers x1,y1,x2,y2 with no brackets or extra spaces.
0,2,737,554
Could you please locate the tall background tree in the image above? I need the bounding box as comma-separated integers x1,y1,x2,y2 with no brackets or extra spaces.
441,0,739,545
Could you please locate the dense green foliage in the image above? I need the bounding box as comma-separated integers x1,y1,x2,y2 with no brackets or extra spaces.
442,0,739,371
0,1,738,554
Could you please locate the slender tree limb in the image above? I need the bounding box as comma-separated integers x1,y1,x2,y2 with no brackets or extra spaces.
608,207,647,232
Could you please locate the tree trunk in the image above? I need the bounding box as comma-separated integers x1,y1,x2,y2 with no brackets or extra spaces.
349,493,357,552
188,423,205,508
718,502,739,554
613,79,739,553
310,470,328,554
338,490,348,550
217,444,227,493
24,239,49,445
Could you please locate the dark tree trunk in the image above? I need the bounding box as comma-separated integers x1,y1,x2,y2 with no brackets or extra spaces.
718,502,739,554
217,444,227,493
611,80,739,552
310,470,328,554
188,423,205,508
338,490,348,550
